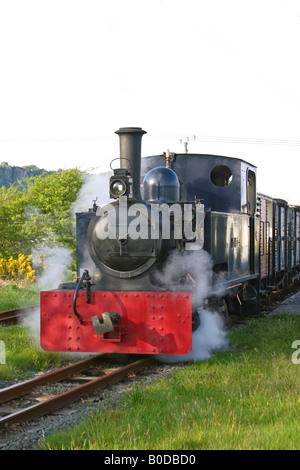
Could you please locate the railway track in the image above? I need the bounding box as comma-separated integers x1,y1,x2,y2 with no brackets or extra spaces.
1,280,299,325
0,355,153,431
0,306,38,325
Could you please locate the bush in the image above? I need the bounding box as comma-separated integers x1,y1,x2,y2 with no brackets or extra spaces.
0,254,37,283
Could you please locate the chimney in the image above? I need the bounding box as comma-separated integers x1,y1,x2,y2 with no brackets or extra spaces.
115,127,147,200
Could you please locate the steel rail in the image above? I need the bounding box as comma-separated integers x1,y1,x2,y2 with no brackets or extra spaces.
0,306,38,324
0,357,153,430
0,355,105,405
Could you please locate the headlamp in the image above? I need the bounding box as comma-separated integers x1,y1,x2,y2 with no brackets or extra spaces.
109,162,132,199
110,179,127,197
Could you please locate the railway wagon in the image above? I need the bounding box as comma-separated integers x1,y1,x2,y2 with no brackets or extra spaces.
258,194,300,293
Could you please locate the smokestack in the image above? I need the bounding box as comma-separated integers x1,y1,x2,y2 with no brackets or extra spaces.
115,127,147,200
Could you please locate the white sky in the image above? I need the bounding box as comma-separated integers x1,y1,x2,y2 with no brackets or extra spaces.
0,0,299,204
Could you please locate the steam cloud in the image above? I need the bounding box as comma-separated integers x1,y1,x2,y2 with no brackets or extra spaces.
156,250,229,363
21,246,73,345
32,246,72,291
154,249,213,306
158,309,228,363
71,172,112,217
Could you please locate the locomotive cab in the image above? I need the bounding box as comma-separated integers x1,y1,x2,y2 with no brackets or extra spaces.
142,152,261,315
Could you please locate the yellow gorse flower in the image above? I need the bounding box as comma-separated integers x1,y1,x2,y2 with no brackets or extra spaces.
0,254,36,282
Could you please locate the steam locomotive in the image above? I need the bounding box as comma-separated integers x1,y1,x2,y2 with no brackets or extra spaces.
40,127,300,355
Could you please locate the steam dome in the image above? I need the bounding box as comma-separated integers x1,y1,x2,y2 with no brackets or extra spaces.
143,167,180,203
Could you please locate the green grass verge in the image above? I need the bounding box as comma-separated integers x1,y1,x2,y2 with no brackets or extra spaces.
40,315,300,450
0,283,39,311
0,283,64,380
0,325,63,380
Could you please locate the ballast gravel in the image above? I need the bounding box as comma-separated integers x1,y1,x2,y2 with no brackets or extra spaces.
0,362,177,450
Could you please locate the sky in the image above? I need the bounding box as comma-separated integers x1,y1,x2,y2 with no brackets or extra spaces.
0,0,299,205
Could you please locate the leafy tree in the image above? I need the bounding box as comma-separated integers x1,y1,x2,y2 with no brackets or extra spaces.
0,184,27,257
0,168,84,261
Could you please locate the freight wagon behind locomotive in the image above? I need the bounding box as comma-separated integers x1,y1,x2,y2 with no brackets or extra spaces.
40,127,300,356
257,194,300,293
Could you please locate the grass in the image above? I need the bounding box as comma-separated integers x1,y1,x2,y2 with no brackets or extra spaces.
0,282,64,380
40,314,300,450
0,282,39,311
0,325,63,380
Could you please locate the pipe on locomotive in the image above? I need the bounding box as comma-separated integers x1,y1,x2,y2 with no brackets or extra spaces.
115,127,147,201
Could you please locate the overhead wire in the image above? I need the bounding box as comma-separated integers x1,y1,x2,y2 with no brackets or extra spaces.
1,135,300,146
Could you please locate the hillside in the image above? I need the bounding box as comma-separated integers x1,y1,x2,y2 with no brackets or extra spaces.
0,162,54,188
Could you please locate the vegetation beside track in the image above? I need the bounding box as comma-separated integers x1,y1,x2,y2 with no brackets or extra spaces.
0,283,39,312
0,324,64,380
40,315,300,450
0,283,64,380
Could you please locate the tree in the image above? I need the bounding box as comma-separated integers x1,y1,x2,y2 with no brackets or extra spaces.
0,184,27,257
0,168,84,261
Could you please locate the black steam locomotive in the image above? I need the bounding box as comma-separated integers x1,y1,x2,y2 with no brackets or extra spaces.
40,127,300,355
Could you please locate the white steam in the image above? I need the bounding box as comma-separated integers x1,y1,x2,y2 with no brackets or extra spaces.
32,246,72,291
71,172,112,217
154,249,213,306
71,171,113,275
155,249,229,363
21,246,73,345
158,309,228,363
